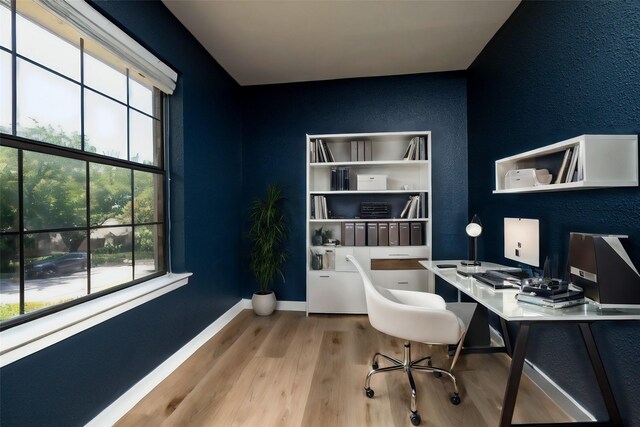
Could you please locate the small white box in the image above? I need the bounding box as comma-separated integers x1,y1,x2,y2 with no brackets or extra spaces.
504,168,552,189
357,174,387,190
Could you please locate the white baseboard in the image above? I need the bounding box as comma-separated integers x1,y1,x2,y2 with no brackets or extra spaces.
488,326,594,422
241,298,306,311
87,298,305,426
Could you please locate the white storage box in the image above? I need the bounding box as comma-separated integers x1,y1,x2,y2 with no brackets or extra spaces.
357,174,387,190
504,168,552,189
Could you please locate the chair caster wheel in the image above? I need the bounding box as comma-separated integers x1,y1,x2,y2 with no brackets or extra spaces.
451,393,461,405
410,412,421,425
372,362,379,370
365,388,375,398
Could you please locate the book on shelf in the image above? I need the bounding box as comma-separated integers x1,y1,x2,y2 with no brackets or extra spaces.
419,136,426,161
350,141,358,161
378,223,389,246
342,222,355,246
410,223,422,245
400,197,412,218
355,222,366,246
407,196,418,219
402,137,421,161
367,223,378,246
554,147,573,184
312,195,328,219
399,222,410,246
331,168,337,191
364,140,372,161
388,223,399,246
400,195,421,219
316,139,335,163
357,140,365,161
565,146,579,183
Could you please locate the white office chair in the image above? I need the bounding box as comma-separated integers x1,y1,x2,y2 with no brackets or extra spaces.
346,254,467,426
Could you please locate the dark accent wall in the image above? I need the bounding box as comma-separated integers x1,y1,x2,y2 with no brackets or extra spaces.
468,1,640,424
0,1,243,425
241,73,469,301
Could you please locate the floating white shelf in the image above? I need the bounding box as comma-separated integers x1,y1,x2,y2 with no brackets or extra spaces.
494,134,638,194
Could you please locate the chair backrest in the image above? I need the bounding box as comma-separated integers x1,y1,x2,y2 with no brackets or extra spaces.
346,254,464,345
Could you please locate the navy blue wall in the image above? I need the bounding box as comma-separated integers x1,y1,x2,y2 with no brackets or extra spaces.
0,1,243,425
241,73,469,301
468,1,640,424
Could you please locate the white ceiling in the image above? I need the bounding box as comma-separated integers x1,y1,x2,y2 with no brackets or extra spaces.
162,0,520,86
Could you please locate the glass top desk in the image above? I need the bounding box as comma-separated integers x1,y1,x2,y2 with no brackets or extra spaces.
421,260,640,427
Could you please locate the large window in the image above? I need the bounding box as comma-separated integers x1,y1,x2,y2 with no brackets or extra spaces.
0,0,167,327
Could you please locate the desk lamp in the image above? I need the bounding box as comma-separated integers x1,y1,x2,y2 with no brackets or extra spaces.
461,214,482,266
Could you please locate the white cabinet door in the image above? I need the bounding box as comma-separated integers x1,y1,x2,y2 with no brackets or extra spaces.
308,271,367,313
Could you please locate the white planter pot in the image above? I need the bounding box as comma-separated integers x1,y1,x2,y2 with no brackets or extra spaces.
252,291,277,316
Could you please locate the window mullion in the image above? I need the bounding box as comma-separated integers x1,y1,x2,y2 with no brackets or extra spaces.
80,38,85,152
10,0,16,136
85,161,91,295
17,148,24,315
131,169,135,280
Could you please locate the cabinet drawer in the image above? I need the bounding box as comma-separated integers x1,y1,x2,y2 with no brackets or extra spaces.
308,272,367,313
369,246,429,259
370,269,434,293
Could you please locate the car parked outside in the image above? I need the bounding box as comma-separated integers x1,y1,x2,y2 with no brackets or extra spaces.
25,252,87,279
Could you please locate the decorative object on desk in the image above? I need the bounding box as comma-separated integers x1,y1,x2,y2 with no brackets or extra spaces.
568,232,640,307
248,184,288,316
312,227,324,246
504,168,552,189
461,214,482,266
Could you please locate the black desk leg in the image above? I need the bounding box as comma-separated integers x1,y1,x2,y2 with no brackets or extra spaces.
499,322,530,427
500,317,512,356
578,322,622,426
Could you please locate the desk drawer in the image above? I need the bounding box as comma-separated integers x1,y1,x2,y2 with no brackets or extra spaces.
369,246,429,259
371,270,433,293
370,258,427,270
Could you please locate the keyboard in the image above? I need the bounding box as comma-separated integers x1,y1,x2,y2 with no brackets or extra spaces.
472,270,523,289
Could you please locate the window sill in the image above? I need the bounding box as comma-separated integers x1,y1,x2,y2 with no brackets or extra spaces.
0,272,191,367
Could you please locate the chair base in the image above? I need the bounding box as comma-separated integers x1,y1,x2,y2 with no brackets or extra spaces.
364,339,464,425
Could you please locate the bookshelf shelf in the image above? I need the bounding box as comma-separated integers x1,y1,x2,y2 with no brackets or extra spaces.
310,160,429,167
306,131,433,314
310,218,429,223
494,134,638,194
310,189,429,195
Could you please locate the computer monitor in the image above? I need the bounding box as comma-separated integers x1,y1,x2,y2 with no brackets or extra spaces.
504,218,540,267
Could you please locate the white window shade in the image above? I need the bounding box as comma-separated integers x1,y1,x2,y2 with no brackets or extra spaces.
36,0,177,94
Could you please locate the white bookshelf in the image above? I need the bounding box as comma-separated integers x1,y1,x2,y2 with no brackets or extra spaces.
306,131,433,314
494,134,638,194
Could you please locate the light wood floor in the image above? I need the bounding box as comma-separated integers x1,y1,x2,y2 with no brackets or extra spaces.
117,310,573,427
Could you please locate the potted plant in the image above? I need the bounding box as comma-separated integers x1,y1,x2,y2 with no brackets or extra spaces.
248,185,288,316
